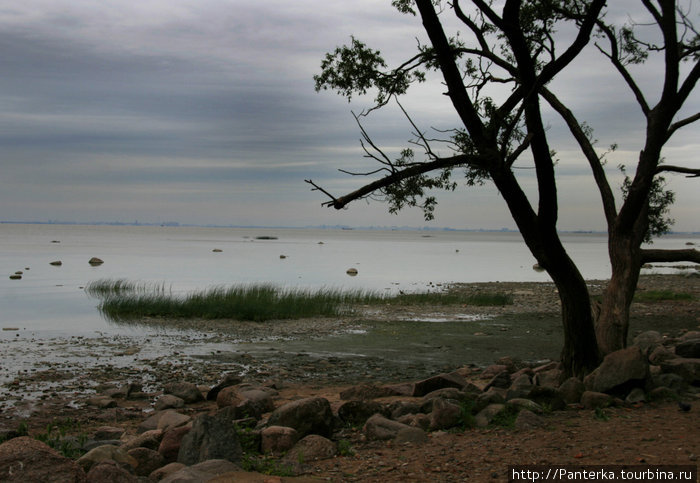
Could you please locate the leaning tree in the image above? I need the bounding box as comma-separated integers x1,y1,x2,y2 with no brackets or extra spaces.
307,0,698,375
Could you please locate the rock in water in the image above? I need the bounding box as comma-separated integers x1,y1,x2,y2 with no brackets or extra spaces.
88,257,104,266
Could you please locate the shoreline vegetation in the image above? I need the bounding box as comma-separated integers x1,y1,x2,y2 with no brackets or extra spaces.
85,278,514,322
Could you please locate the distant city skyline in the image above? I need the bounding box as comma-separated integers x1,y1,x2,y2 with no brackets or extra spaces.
1,1,698,232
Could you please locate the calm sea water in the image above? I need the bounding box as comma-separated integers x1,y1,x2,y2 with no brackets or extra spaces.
1,223,697,339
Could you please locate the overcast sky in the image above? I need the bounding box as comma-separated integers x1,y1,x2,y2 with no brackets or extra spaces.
1,1,698,231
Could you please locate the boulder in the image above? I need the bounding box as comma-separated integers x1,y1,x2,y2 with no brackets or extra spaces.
267,397,334,438
77,444,137,473
649,345,676,365
283,435,337,463
127,447,165,477
88,257,104,266
412,372,469,396
363,414,426,442
338,400,388,426
397,413,431,431
584,346,650,395
122,429,163,451
479,364,509,380
158,426,192,463
216,384,276,419
474,404,506,428
428,398,463,430
633,330,664,354
533,368,564,388
149,462,185,481
660,358,700,384
177,412,243,466
650,373,686,393
506,374,533,400
474,389,506,413
206,374,243,401
85,460,137,483
675,339,700,359
163,382,204,404
157,411,192,432
514,409,546,430
0,437,87,482
625,388,646,404
483,370,511,391
261,426,299,454
507,398,544,414
558,377,585,405
339,383,405,400
155,394,185,411
527,385,566,410
160,459,241,483
93,426,125,441
580,391,613,409
389,400,423,420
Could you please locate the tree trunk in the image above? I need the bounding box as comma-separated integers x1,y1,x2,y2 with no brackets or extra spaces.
543,246,601,378
595,233,642,355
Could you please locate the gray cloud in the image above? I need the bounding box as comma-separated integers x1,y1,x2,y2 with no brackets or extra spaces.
0,1,697,230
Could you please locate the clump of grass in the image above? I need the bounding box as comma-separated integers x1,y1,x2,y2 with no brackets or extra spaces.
87,278,512,322
634,290,694,302
91,281,381,322
85,278,170,297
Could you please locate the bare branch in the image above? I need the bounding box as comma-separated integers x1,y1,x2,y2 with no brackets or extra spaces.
667,111,700,139
655,165,700,177
305,179,339,206
640,248,700,264
595,22,650,115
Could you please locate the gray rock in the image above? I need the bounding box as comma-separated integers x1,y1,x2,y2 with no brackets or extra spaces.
506,374,534,400
649,345,677,365
483,370,511,391
584,346,650,395
533,368,564,388
155,394,185,411
77,444,137,473
527,385,566,410
177,412,243,466
157,411,192,432
338,400,387,426
85,460,137,483
122,429,164,451
93,426,125,441
651,373,686,392
625,387,647,404
267,397,334,438
206,374,243,401
389,400,422,420
558,377,585,405
215,384,276,419
514,409,546,430
507,398,544,414
0,437,87,482
660,358,700,384
675,339,700,359
163,382,204,404
633,330,664,354
127,447,165,477
475,389,506,413
160,459,241,483
474,404,506,428
580,391,613,409
283,435,337,463
412,371,469,396
428,398,462,430
363,414,426,442
261,426,299,454
158,426,192,464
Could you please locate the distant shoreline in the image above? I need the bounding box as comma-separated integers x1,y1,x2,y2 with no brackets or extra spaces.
2,220,700,235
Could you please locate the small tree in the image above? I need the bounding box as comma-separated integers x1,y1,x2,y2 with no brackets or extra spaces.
307,0,698,374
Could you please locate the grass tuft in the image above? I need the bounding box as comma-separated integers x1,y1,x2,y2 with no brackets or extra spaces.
634,290,694,302
87,278,513,322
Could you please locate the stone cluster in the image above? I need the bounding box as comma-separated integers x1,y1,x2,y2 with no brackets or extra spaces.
0,330,698,481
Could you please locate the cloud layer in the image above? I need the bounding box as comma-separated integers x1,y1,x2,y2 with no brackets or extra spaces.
1,1,698,230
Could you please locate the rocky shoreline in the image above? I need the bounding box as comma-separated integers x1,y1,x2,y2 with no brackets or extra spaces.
0,273,698,481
